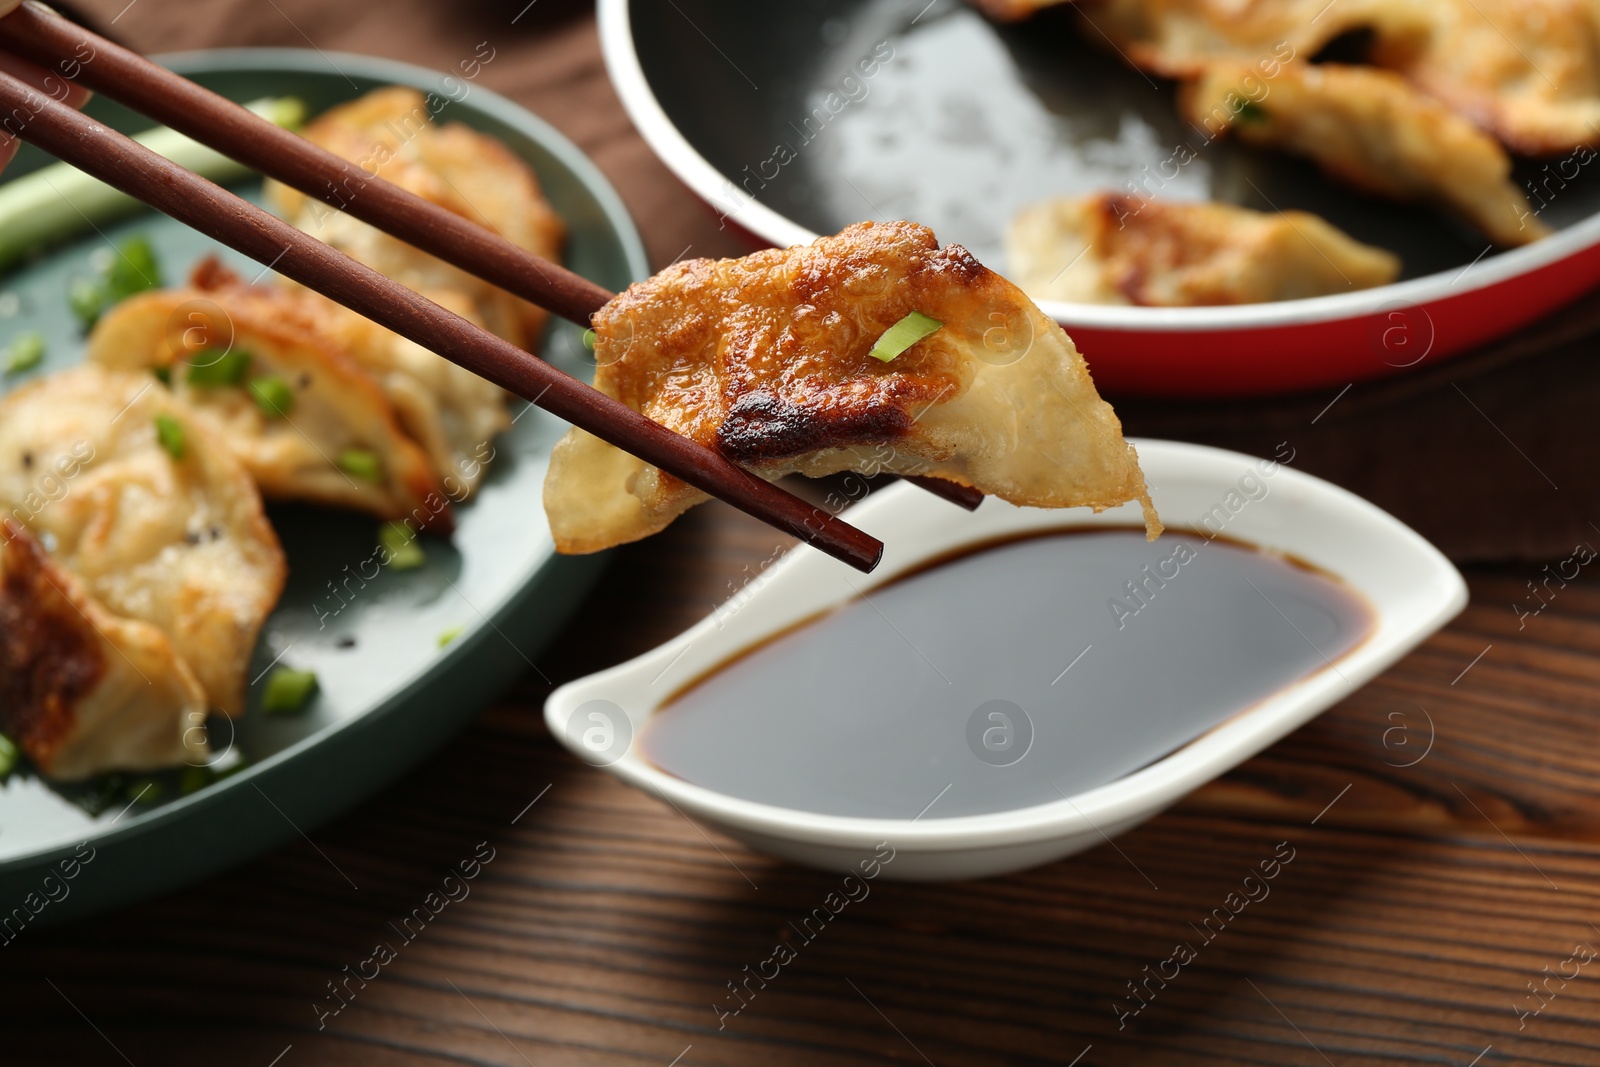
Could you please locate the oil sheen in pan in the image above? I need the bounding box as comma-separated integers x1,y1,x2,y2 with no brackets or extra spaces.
640,528,1373,820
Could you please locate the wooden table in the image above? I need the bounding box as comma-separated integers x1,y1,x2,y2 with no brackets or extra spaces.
13,504,1600,1066
9,2,1600,1064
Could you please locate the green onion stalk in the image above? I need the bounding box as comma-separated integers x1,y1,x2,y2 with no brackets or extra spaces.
0,97,307,273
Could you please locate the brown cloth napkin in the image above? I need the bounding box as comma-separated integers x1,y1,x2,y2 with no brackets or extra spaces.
60,0,1598,563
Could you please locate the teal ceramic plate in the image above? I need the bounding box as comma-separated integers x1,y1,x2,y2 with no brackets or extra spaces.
0,49,645,925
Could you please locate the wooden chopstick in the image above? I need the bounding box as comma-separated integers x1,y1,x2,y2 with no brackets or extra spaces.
0,70,886,573
0,3,985,515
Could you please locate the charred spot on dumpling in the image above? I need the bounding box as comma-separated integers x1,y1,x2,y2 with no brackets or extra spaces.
930,244,990,289
717,390,915,463
0,525,106,767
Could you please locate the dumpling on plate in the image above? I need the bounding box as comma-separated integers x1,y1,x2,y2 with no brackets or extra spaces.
1182,62,1549,247
0,366,287,716
1008,193,1400,305
544,221,1159,554
0,521,208,781
280,278,511,502
87,260,451,532
268,86,565,349
266,87,567,499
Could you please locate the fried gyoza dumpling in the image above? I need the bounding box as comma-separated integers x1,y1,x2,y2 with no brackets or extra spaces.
968,0,1071,18
286,281,510,501
1183,63,1549,247
0,367,286,715
267,87,566,499
0,521,208,781
1369,0,1600,156
270,87,565,347
1079,0,1600,156
1008,193,1400,305
87,262,451,532
1081,0,1411,78
544,221,1159,554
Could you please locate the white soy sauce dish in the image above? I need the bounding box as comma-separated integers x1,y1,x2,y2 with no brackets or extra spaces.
546,440,1466,880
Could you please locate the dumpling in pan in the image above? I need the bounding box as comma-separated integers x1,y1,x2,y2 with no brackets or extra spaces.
0,367,287,716
1368,0,1600,156
1182,62,1549,247
544,221,1159,554
0,521,208,781
1076,0,1600,156
87,261,451,532
968,0,1072,18
1008,193,1400,305
1078,0,1416,78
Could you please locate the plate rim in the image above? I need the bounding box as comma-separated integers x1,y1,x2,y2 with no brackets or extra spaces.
0,46,646,874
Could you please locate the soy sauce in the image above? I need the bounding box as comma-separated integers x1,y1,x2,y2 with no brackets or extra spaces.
641,529,1373,820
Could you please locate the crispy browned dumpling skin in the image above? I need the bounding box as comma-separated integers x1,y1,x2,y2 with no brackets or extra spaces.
1009,193,1400,305
0,368,286,716
969,0,1072,18
1372,0,1600,156
1183,63,1549,247
87,261,451,532
0,522,208,781
1080,0,1600,155
1082,0,1406,78
269,87,565,348
267,88,548,498
297,281,510,502
545,221,1158,553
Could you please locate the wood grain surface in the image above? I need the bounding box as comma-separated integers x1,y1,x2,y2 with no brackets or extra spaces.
8,2,1600,1064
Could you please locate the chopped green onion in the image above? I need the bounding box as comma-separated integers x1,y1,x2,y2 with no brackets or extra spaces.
379,520,426,571
582,328,596,351
153,366,172,386
4,332,45,374
68,275,107,330
211,758,249,782
1236,101,1268,124
0,97,309,273
438,625,464,648
179,765,209,796
154,414,186,460
89,773,125,815
262,667,318,713
0,733,17,779
106,235,162,301
63,235,165,331
248,376,295,417
185,348,250,387
868,310,943,363
127,777,164,804
339,448,382,483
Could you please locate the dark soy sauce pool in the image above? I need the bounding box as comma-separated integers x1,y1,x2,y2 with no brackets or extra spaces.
640,529,1374,820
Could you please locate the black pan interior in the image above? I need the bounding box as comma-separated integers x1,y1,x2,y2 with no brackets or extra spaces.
631,0,1600,281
